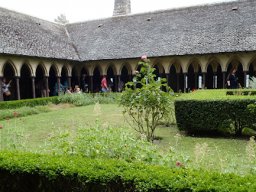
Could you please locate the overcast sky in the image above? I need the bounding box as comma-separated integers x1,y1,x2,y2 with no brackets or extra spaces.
0,0,235,23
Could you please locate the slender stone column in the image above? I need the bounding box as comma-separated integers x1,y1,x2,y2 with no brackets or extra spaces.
165,73,170,87
0,77,3,101
202,72,206,89
45,76,49,97
115,75,120,92
31,76,36,98
222,72,226,89
67,76,71,88
183,73,187,92
194,72,198,89
244,71,248,88
77,75,81,87
15,76,20,100
89,75,93,92
176,73,180,92
57,76,61,95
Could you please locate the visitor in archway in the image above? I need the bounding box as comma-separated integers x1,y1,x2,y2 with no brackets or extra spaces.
118,79,124,92
108,77,114,92
101,76,108,92
81,74,88,93
2,78,12,101
37,78,48,97
227,67,239,89
53,80,65,96
74,85,82,94
66,87,73,94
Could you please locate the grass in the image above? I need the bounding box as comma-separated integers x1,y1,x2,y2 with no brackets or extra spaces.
0,103,254,174
178,89,256,100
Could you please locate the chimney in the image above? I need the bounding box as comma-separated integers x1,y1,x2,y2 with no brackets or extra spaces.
113,0,131,16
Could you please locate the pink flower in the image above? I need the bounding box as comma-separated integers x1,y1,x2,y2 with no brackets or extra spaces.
141,55,147,61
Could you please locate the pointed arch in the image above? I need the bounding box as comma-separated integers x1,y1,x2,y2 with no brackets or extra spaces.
169,64,177,92
226,58,244,87
20,64,33,99
206,64,214,89
152,62,165,79
2,60,18,77
93,66,101,92
61,66,69,91
71,66,79,88
2,60,17,100
106,63,118,76
35,64,47,97
120,63,131,87
91,64,103,76
49,65,58,96
120,62,132,75
248,56,256,77
106,65,116,92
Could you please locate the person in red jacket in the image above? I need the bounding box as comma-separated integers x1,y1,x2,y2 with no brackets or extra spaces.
101,76,108,92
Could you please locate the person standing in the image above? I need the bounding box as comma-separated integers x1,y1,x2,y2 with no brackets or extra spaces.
227,67,239,89
101,76,108,92
2,78,12,101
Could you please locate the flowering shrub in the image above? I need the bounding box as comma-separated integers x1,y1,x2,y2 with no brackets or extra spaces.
120,57,174,142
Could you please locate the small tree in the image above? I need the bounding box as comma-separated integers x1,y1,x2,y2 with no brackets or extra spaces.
120,56,173,142
54,14,69,25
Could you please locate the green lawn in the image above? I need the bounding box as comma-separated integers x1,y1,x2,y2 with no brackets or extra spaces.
0,103,253,174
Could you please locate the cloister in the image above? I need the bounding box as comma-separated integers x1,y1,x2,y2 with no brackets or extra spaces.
1,51,256,101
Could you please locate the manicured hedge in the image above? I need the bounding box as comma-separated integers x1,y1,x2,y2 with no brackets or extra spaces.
0,97,59,109
0,151,256,191
0,93,119,109
175,90,256,135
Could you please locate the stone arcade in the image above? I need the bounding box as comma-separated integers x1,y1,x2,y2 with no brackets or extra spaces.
0,0,256,101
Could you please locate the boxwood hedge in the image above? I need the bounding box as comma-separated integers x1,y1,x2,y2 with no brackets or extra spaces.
175,90,256,135
0,97,59,109
0,151,256,191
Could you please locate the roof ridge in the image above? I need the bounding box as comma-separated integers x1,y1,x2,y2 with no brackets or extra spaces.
64,26,81,60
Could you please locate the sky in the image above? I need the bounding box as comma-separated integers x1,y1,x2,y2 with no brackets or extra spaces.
0,0,235,23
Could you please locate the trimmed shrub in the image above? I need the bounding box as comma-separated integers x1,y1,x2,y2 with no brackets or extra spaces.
0,93,119,110
0,97,59,109
175,90,256,136
0,106,50,120
0,151,256,192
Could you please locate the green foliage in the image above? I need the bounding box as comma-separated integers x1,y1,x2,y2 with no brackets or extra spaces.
175,90,256,136
56,92,119,106
43,120,175,166
249,76,256,89
0,97,59,109
0,151,256,191
120,59,174,142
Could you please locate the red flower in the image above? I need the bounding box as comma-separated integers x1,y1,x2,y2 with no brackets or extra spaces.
176,161,183,167
13,111,18,117
0,125,3,129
